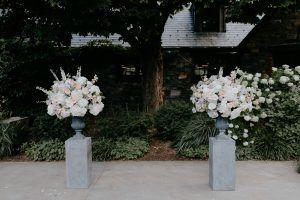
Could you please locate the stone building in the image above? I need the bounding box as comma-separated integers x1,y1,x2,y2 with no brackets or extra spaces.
71,6,300,105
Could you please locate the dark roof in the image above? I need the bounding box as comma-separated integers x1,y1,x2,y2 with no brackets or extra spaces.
71,6,255,48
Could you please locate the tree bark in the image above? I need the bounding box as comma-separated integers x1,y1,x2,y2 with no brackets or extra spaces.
140,44,164,112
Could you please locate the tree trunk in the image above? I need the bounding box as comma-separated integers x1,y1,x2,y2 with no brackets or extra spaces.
140,45,164,112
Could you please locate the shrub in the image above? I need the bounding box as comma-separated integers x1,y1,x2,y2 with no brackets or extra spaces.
0,123,17,156
93,111,153,139
111,137,149,160
21,139,65,161
154,100,192,141
177,146,208,159
30,113,73,140
174,114,217,150
92,137,115,161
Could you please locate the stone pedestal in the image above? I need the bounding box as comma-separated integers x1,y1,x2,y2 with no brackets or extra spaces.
65,137,92,189
209,137,235,191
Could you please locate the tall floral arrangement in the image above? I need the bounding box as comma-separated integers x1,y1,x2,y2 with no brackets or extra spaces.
191,68,257,120
37,67,104,119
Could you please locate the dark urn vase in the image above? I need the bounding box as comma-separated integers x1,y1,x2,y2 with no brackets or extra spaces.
71,116,85,139
215,116,229,139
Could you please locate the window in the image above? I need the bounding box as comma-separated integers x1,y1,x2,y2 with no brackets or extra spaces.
192,5,226,32
194,63,208,79
120,64,142,82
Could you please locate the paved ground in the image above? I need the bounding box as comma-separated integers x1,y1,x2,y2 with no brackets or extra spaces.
0,161,299,200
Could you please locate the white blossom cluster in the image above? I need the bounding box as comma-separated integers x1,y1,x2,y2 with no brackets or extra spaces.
227,65,300,145
37,67,104,119
190,68,257,120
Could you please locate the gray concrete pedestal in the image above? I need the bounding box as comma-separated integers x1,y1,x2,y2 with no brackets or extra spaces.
65,137,92,189
209,137,236,191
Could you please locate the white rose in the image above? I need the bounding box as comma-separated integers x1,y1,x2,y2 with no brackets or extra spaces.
207,110,218,118
250,140,254,144
269,93,276,98
228,130,232,134
77,77,88,85
47,105,56,116
272,67,278,72
89,85,101,95
265,88,270,92
287,82,293,87
232,135,238,140
78,99,89,108
242,81,248,86
71,90,83,101
229,123,234,128
251,116,259,122
65,98,74,108
235,125,239,129
60,110,71,118
70,105,87,116
244,129,248,133
208,102,217,110
89,102,104,116
243,133,249,138
276,91,282,95
268,78,275,85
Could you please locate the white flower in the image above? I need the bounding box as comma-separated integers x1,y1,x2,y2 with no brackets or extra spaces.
250,123,254,127
243,133,249,138
255,73,261,78
246,74,253,80
266,99,272,104
287,82,293,87
89,85,100,95
244,116,251,121
256,90,262,97
284,68,293,75
229,123,234,128
208,102,217,110
279,76,289,84
268,78,274,85
283,64,289,69
235,125,239,129
71,90,83,102
232,135,238,140
89,103,104,116
77,77,88,85
47,105,56,116
70,105,87,116
192,108,197,113
260,79,268,84
261,112,267,118
276,91,282,95
265,88,270,92
250,140,254,144
272,67,277,72
61,110,71,118
230,108,242,120
244,129,248,133
293,75,299,81
295,66,300,73
243,141,249,146
78,99,89,108
228,130,232,134
258,97,265,103
251,116,259,122
242,81,248,86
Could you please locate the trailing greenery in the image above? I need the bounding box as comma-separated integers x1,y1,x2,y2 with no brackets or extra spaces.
154,101,192,141
92,137,149,161
177,146,208,159
21,139,65,161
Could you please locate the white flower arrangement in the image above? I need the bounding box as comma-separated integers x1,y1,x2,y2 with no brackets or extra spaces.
37,67,104,119
191,68,257,120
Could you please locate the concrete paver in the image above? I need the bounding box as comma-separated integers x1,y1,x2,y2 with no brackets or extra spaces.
0,161,299,200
